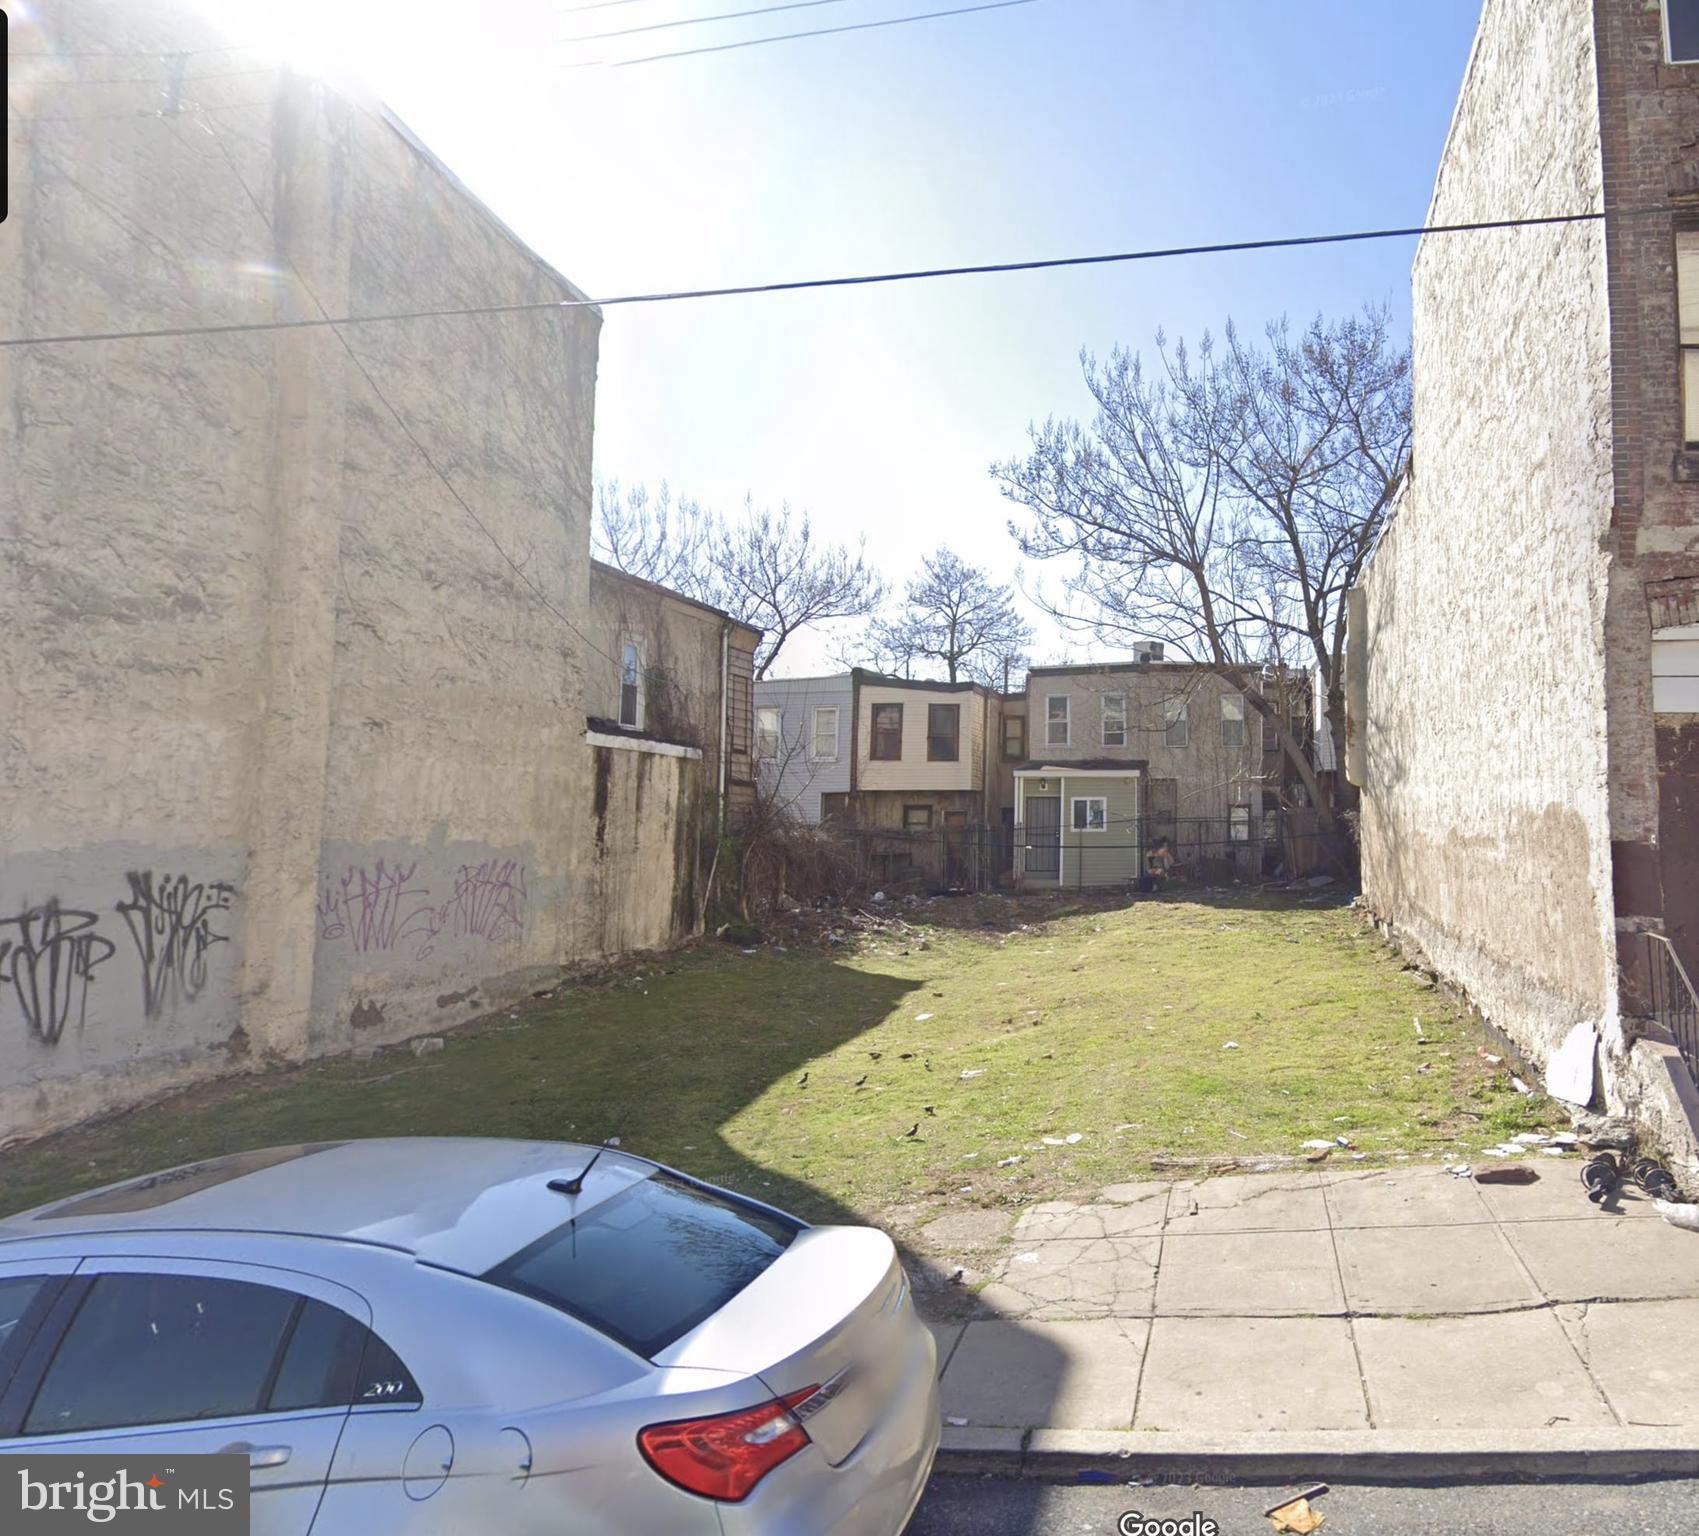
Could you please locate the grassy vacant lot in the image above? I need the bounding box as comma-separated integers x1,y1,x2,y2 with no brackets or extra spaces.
0,892,1552,1232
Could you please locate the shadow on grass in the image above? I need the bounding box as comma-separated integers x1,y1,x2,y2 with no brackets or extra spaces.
0,953,1075,1506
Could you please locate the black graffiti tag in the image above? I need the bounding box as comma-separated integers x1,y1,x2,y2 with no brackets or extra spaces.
116,872,236,1020
0,901,117,1045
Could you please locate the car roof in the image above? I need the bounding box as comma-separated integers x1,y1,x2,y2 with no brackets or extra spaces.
0,1138,656,1275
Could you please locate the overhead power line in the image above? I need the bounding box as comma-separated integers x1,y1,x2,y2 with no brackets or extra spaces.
608,0,1037,65
562,0,859,45
0,206,1660,353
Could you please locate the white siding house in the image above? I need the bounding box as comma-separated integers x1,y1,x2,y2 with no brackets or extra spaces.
753,674,854,822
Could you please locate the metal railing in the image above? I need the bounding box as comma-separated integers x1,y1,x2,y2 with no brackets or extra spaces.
1642,931,1699,1083
1012,812,1321,890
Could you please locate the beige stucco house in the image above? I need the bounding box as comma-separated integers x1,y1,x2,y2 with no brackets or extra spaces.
0,0,751,1141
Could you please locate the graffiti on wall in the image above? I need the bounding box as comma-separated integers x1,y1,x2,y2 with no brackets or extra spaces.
317,857,528,961
317,859,437,955
115,871,237,1020
0,872,238,1044
0,901,118,1045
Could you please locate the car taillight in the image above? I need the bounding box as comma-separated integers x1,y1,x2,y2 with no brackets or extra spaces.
638,1386,818,1502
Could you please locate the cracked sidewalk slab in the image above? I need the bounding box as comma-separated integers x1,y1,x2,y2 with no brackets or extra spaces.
928,1166,1699,1463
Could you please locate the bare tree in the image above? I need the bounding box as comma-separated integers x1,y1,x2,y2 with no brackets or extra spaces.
595,484,886,677
594,481,714,594
865,548,1034,685
994,307,1410,851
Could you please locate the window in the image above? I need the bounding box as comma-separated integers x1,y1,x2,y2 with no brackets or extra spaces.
1164,697,1188,747
1102,694,1127,748
26,1273,298,1434
1070,796,1107,832
903,803,934,829
1002,713,1027,761
811,706,839,761
1229,804,1253,843
870,702,903,760
269,1299,422,1411
756,706,782,763
0,1275,53,1395
927,703,960,762
482,1171,799,1360
1221,693,1246,747
1680,232,1699,444
619,642,642,729
1667,0,1699,62
1046,694,1070,747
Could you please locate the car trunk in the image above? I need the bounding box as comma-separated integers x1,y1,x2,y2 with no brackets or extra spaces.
654,1226,908,1467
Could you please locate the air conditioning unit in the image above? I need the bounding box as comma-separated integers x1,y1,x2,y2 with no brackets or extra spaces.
1134,642,1165,662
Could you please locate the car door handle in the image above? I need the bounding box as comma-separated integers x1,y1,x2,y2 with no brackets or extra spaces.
219,1442,292,1469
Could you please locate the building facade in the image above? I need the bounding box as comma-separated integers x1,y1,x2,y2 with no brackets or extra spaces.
1352,0,1699,1149
1013,662,1279,887
0,0,745,1140
751,674,855,824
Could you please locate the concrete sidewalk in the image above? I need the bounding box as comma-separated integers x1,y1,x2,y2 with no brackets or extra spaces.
923,1166,1699,1473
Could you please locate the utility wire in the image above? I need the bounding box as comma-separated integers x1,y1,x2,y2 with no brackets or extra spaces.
0,206,1663,352
562,0,858,44
609,0,1036,64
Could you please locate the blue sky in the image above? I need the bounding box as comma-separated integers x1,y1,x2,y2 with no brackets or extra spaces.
217,0,1487,673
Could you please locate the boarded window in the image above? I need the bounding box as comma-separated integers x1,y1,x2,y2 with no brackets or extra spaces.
1003,713,1026,761
1102,694,1127,748
928,703,961,762
1070,796,1107,832
1221,694,1246,747
1669,0,1699,62
1229,804,1252,843
1680,232,1699,444
870,703,903,760
811,706,839,761
1164,698,1188,747
1046,695,1070,747
756,706,781,762
620,642,642,729
903,803,933,829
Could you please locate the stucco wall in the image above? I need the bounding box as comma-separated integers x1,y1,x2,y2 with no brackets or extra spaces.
1356,0,1619,1061
586,561,758,789
1,0,615,1137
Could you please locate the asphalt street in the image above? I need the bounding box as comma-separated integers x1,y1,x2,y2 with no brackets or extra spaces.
910,1474,1699,1535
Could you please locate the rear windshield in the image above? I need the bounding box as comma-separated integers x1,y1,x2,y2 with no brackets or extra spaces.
481,1172,801,1358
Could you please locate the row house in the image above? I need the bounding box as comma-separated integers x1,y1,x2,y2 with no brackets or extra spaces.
1011,657,1294,888
757,655,1311,890
1349,0,1699,1153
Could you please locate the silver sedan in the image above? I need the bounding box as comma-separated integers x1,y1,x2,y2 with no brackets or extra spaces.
0,1138,940,1534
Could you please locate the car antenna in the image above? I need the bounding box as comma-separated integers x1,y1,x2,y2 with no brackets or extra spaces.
549,1145,607,1197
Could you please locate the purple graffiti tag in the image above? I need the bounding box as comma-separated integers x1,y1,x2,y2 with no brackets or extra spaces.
114,872,236,1021
0,900,118,1046
444,860,528,945
317,860,433,954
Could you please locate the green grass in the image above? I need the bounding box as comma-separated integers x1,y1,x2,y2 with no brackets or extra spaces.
0,892,1554,1234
